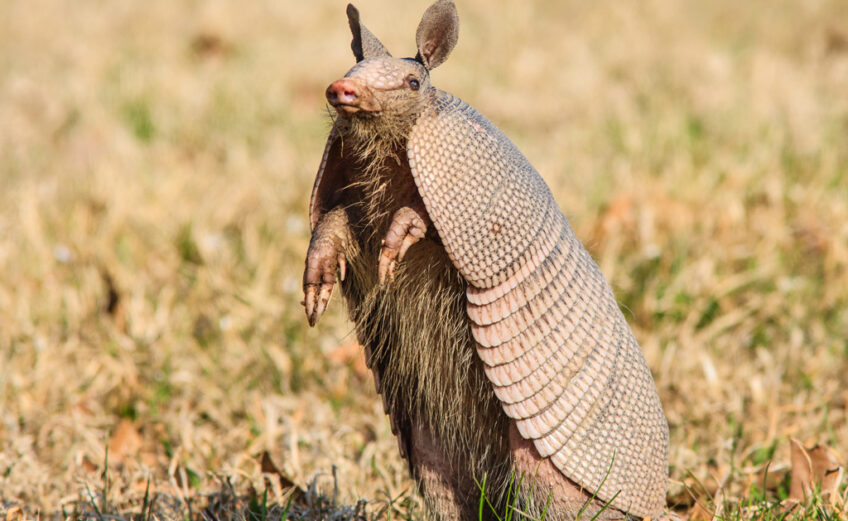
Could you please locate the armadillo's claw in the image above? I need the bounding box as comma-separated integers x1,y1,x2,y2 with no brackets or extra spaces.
378,255,397,287
315,282,333,321
304,281,335,327
377,253,390,286
397,230,424,262
303,238,344,326
304,283,319,326
378,205,430,287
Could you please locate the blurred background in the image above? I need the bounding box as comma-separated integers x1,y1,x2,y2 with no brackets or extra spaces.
1,0,846,517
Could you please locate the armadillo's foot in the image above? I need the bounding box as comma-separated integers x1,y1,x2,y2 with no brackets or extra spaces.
303,209,351,326
378,205,430,286
303,242,346,327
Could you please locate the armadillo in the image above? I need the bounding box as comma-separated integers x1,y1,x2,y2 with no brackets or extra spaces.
302,1,669,519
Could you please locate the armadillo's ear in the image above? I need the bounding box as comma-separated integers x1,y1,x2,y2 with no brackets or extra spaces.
347,4,391,62
415,0,458,70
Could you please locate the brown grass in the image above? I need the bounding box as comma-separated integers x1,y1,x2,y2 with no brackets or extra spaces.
1,0,847,518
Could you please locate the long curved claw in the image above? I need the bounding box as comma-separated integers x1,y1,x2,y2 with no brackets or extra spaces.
303,283,320,327
397,229,424,262
378,254,397,286
315,280,334,320
303,241,345,327
378,206,430,287
304,277,336,327
338,253,347,282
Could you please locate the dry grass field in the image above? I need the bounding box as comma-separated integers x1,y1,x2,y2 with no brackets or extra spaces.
1,0,847,519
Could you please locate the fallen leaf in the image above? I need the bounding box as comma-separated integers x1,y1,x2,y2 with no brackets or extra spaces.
109,419,143,464
259,451,304,499
81,455,98,473
4,505,23,521
809,444,844,508
190,32,233,59
788,438,844,508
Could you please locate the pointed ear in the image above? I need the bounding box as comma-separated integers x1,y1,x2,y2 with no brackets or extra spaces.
347,4,391,62
415,0,459,70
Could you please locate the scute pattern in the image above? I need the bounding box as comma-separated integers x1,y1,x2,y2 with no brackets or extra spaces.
407,90,668,518
408,92,553,289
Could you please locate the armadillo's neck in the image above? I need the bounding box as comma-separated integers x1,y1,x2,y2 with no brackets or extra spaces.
333,110,419,167
346,142,418,245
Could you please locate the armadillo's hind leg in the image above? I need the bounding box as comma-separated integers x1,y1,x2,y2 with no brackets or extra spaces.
409,422,466,521
303,206,352,326
378,203,432,285
508,423,628,521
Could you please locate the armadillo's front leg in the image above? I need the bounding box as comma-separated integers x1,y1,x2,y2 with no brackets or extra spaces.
303,206,352,327
378,203,431,285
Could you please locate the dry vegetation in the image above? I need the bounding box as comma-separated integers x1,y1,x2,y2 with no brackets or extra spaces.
1,0,847,519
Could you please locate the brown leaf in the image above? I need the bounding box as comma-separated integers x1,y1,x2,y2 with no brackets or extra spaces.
259,451,303,498
809,444,844,508
81,455,98,473
825,26,848,56
190,32,233,59
4,506,23,521
109,419,143,464
788,438,844,508
686,502,713,521
788,438,812,502
100,268,126,332
260,451,282,479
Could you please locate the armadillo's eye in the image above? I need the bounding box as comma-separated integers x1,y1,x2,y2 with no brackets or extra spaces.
408,77,420,91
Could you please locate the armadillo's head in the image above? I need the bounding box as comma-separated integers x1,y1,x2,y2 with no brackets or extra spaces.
326,57,431,119
327,1,458,136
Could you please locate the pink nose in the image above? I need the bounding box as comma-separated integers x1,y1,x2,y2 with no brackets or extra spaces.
326,79,361,106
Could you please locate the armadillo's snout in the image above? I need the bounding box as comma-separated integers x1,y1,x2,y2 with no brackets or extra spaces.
326,79,380,115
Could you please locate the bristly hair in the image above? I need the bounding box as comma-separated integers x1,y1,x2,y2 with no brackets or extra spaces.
326,106,421,244
328,105,418,169
326,101,515,516
340,236,514,516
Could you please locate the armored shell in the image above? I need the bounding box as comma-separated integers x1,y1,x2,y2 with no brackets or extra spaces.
406,91,668,516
